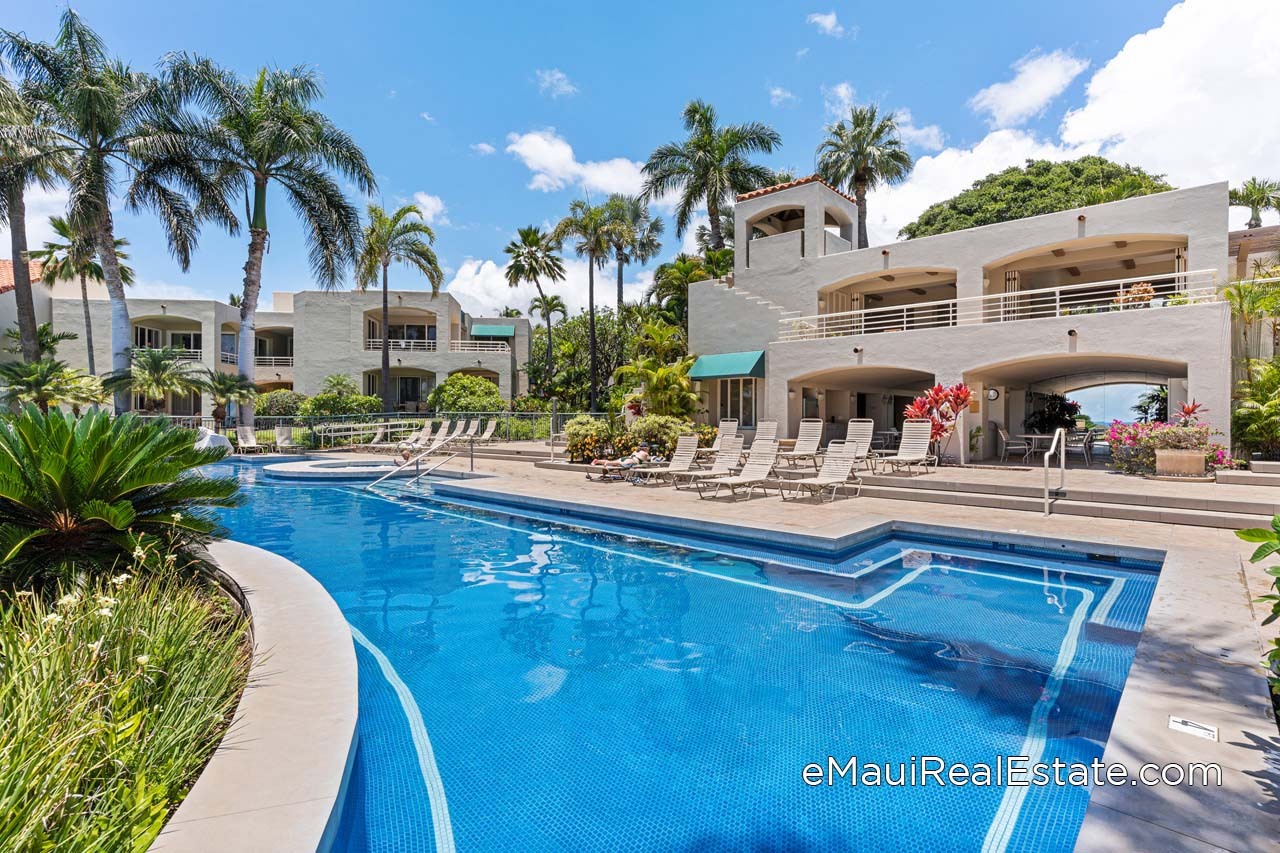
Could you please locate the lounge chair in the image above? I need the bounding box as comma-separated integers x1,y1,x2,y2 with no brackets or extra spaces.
697,418,740,460
782,450,861,502
274,425,303,451
695,440,779,500
777,419,823,469
353,426,389,450
399,421,440,451
631,435,699,485
877,420,936,475
751,420,778,444
461,419,480,440
839,419,875,471
585,448,655,482
671,436,745,488
441,420,468,446
995,425,1031,463
474,420,498,444
235,425,266,454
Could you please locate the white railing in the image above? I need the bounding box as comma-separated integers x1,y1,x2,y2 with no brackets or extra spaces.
219,352,237,365
777,269,1219,342
365,339,437,352
449,340,510,353
136,347,203,361
1043,427,1067,516
255,355,294,368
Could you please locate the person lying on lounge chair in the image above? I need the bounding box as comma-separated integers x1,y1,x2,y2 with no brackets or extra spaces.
586,444,651,480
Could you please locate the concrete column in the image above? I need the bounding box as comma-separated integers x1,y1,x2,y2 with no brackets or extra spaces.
956,266,985,303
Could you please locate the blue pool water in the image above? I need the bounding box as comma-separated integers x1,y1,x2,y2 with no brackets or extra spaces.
210,461,1159,852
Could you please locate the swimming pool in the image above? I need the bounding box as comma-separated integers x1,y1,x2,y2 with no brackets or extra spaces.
210,461,1159,852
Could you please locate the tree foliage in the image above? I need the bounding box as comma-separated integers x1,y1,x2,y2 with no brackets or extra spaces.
525,307,636,412
426,373,504,413
899,157,1174,239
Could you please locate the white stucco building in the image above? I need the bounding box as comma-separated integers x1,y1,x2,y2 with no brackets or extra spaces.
688,178,1249,459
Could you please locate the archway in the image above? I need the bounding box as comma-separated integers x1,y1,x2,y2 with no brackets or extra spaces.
784,365,936,443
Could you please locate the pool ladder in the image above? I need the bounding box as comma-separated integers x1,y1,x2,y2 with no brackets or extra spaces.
1042,427,1067,516
366,451,458,490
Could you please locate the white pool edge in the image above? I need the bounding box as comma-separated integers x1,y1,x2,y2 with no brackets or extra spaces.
149,540,359,853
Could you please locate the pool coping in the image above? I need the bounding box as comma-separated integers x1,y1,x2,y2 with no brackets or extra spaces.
424,476,1279,852
149,540,359,853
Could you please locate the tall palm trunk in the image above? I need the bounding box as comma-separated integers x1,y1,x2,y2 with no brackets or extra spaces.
97,211,131,414
854,178,869,249
79,272,95,375
5,185,39,363
237,179,270,429
533,282,553,394
380,261,392,412
616,257,625,309
706,196,725,251
587,261,598,412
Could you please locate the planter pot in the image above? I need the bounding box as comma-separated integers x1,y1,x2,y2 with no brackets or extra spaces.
1155,448,1206,477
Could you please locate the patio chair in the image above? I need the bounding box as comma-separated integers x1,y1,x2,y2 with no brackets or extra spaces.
461,419,480,439
697,418,740,460
353,426,388,450
695,440,780,500
843,419,876,470
399,421,439,451
995,425,1031,463
1065,428,1097,466
274,425,303,451
825,435,873,474
439,420,468,448
751,420,778,444
672,436,745,488
632,435,699,485
475,420,498,444
781,451,861,502
877,420,936,476
235,425,266,454
777,419,824,469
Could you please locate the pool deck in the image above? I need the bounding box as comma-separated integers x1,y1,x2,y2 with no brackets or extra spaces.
335,452,1280,852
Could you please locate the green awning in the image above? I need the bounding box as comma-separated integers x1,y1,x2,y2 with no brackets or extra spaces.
471,324,515,337
688,350,766,380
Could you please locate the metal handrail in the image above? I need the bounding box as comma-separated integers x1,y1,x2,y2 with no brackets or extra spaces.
1043,427,1067,516
366,449,456,489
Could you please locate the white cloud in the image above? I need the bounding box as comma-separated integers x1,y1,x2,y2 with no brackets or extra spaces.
970,49,1090,129
412,191,449,225
470,142,496,155
535,68,578,98
821,81,856,118
895,109,946,152
1060,0,1280,189
0,184,68,252
129,278,206,300
504,128,645,197
445,256,651,317
796,47,809,60
806,11,846,37
419,111,436,123
768,86,796,107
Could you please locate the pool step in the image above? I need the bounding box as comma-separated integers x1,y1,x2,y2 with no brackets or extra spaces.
1219,469,1280,487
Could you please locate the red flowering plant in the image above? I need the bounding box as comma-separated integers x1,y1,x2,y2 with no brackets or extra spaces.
903,383,973,460
1105,400,1238,475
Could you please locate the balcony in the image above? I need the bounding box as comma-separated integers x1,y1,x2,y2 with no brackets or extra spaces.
219,351,237,365
449,340,510,353
365,338,437,352
137,347,202,361
776,270,1219,343
255,355,294,368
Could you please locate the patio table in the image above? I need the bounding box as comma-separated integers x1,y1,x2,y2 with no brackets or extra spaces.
1019,433,1058,455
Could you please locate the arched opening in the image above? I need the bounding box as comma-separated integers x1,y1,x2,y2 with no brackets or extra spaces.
362,367,437,412
218,321,239,368
964,353,1188,464
815,267,958,325
822,206,855,254
130,314,202,360
254,324,294,369
785,365,936,443
363,305,438,352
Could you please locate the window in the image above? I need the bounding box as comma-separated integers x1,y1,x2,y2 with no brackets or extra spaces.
718,378,757,428
170,332,201,352
220,333,236,356
364,374,379,396
134,326,162,349
388,324,428,341
398,376,422,403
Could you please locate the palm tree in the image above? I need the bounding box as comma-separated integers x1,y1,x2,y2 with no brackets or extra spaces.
641,99,780,251
102,347,208,414
227,292,242,307
604,194,664,308
354,203,443,412
613,354,699,418
816,104,914,249
529,292,567,391
551,201,622,411
3,12,232,412
205,370,257,426
27,215,134,374
1223,280,1276,366
499,306,523,318
321,373,359,396
0,359,104,414
162,54,374,425
4,322,76,357
635,321,686,362
1229,177,1280,230
694,210,735,253
647,255,711,329
504,225,567,386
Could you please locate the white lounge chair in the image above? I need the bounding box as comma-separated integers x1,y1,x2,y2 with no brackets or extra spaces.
632,435,699,485
474,420,498,444
697,418,740,460
461,419,480,439
777,419,823,469
235,425,266,454
838,419,875,471
353,426,389,450
696,440,779,500
671,436,745,488
877,419,936,475
440,420,468,447
782,450,861,502
399,421,439,451
274,425,303,451
751,420,778,444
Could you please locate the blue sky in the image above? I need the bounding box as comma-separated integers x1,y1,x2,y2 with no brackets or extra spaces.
5,1,1278,315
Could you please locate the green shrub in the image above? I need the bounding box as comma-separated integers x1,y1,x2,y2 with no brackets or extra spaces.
255,389,308,417
511,394,549,413
1105,421,1237,474
0,406,240,586
428,374,505,414
297,392,382,418
692,422,718,448
564,415,611,462
613,415,696,457
0,562,249,850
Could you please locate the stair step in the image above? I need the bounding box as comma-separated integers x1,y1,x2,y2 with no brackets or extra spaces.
1217,470,1280,487
1249,461,1280,474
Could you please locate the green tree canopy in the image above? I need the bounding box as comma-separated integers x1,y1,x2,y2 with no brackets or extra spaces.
899,157,1174,239
426,373,505,413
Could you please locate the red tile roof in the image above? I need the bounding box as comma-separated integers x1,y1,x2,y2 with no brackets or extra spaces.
0,260,44,295
735,174,858,205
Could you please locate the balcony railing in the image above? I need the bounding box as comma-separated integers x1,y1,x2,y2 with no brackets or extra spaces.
255,355,294,368
219,351,237,365
138,347,202,361
449,340,510,353
777,269,1220,342
365,338,437,352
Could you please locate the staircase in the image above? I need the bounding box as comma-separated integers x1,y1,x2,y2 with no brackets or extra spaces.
1215,460,1280,487
707,277,796,317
